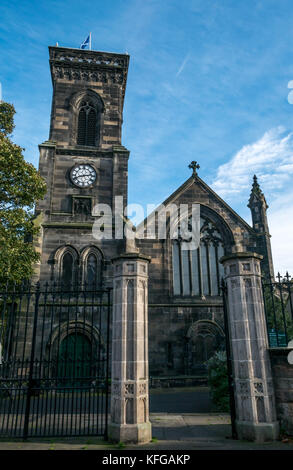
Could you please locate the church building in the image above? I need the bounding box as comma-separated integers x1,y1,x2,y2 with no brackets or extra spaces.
34,46,274,378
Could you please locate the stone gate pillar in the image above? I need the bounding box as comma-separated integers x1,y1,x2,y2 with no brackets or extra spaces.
109,252,152,444
221,252,279,442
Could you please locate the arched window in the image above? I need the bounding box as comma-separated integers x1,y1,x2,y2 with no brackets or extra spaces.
61,252,74,285
172,216,225,296
77,100,97,146
86,253,98,286
54,246,79,286
83,249,102,287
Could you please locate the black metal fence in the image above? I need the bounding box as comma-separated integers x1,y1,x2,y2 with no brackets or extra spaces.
262,273,293,348
0,282,111,439
221,280,237,439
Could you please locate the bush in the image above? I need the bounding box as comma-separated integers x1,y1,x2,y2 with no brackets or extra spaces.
206,351,230,412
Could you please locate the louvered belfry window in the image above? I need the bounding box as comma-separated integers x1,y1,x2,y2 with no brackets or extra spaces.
77,100,97,146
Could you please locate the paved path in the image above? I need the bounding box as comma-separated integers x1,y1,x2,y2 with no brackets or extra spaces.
150,386,212,413
0,387,292,450
0,413,291,450
131,413,290,450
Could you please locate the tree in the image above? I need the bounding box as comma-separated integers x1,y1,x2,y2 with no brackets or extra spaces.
0,102,46,285
206,351,230,412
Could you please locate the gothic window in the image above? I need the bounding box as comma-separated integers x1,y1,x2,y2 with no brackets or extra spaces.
77,100,98,146
86,254,98,286
83,250,102,287
172,216,225,296
61,252,74,285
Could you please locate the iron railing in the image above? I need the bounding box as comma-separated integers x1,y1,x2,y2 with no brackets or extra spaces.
0,282,111,439
221,279,238,440
262,273,293,348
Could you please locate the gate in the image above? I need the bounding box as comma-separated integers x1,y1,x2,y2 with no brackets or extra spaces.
0,282,111,439
221,279,237,439
262,272,293,347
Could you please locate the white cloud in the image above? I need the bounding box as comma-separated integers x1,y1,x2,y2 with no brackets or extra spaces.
270,201,293,276
176,53,190,77
211,127,293,275
212,126,293,198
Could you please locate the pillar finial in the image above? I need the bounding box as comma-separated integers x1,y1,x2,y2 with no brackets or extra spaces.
251,174,262,196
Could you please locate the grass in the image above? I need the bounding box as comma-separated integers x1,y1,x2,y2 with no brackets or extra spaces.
117,441,126,449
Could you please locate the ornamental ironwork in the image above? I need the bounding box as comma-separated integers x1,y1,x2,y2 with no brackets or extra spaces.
0,282,112,439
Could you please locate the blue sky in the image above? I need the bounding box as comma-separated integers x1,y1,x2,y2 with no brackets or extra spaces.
1,0,293,273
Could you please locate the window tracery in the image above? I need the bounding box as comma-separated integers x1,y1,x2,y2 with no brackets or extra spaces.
172,216,225,296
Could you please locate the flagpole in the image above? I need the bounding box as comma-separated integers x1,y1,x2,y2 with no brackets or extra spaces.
89,32,92,50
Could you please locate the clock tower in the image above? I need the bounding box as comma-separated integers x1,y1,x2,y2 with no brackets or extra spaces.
34,46,130,285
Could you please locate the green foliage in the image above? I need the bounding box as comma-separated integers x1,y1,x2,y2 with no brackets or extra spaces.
206,351,230,412
0,102,15,136
117,441,126,449
0,101,46,285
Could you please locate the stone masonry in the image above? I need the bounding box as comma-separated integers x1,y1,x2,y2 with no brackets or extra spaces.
34,46,276,380
109,252,152,443
32,47,280,439
270,348,293,435
221,252,279,442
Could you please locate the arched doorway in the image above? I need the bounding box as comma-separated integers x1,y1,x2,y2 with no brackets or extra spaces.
58,333,91,387
186,320,225,376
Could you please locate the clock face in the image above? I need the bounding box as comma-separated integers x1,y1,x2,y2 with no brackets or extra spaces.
70,164,96,187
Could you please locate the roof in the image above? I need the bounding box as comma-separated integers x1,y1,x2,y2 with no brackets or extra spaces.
136,173,254,234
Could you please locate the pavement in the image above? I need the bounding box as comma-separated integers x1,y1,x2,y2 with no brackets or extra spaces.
0,413,292,450
0,387,292,451
150,386,212,413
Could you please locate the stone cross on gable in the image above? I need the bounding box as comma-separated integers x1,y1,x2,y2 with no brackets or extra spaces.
188,161,200,176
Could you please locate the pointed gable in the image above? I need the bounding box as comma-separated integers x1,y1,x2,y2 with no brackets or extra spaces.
137,172,254,251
